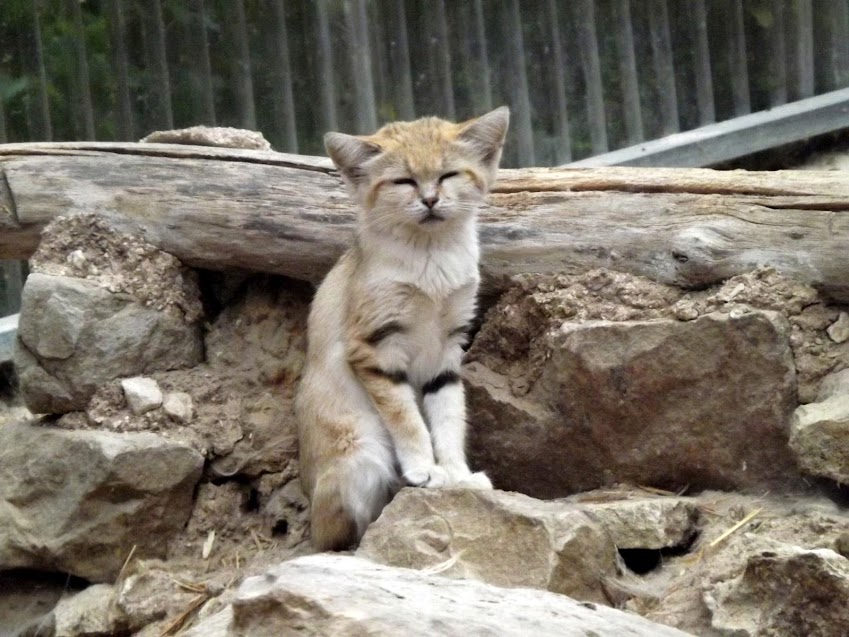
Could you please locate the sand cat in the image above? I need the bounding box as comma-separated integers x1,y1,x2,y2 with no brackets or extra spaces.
296,107,510,550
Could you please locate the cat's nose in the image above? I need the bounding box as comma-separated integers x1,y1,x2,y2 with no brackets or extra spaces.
421,196,439,209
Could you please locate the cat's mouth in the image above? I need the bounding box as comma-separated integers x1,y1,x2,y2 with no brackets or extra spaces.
420,211,445,224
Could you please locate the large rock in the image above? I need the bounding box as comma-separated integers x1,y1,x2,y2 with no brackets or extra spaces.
358,489,699,603
0,422,203,581
789,394,849,483
357,488,616,603
708,544,849,637
15,273,202,413
185,554,695,637
467,310,799,497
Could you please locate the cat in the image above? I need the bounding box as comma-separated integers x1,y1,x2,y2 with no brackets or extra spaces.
295,107,510,550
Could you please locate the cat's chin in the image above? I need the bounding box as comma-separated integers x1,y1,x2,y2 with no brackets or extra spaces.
419,212,446,225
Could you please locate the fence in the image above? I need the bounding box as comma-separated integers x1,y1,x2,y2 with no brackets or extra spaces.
1,0,848,169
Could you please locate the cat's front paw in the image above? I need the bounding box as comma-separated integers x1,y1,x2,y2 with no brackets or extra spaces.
403,465,449,488
456,471,493,490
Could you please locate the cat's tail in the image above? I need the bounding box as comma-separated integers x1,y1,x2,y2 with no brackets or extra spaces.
310,468,358,551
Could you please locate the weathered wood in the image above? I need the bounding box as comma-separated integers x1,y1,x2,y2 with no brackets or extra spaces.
2,142,849,302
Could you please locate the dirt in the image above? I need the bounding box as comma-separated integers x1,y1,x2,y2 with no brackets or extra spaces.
31,213,204,323
470,267,848,402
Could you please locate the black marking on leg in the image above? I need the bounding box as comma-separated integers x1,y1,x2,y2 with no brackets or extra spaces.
365,366,408,384
365,321,406,345
422,370,460,395
449,324,471,340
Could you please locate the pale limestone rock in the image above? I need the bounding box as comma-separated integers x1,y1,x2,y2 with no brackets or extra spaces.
162,391,194,423
185,554,695,637
790,394,849,483
0,422,203,582
122,377,163,415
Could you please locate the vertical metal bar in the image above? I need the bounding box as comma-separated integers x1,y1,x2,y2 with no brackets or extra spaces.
505,0,534,166
792,0,814,98
390,0,415,120
547,0,572,162
826,0,849,89
315,0,338,131
690,0,715,125
346,0,377,133
729,0,751,115
769,0,788,106
576,0,608,154
613,0,643,144
472,0,493,113
648,0,679,134
433,0,456,119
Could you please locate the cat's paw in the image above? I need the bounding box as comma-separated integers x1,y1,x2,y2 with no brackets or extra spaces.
403,465,449,488
456,471,493,490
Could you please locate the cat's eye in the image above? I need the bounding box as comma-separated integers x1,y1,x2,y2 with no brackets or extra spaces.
392,178,417,186
439,171,459,182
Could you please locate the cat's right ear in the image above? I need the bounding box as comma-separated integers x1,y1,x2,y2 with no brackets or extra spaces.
324,133,382,185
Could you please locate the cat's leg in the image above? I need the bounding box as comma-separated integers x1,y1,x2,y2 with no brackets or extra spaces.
422,351,492,489
347,336,448,488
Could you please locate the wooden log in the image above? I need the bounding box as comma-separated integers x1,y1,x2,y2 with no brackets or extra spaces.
2,142,849,302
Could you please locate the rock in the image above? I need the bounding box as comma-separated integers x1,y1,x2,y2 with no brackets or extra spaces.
116,567,202,629
122,377,163,415
185,554,694,637
789,394,849,482
572,495,699,550
0,571,77,637
708,545,849,637
0,422,203,581
53,584,123,637
0,313,18,365
141,126,272,150
827,312,849,343
15,273,203,413
467,310,799,497
162,391,194,423
358,488,616,603
817,368,849,401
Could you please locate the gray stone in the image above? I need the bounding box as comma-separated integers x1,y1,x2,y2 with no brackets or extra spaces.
15,273,202,413
0,422,203,582
141,126,272,150
185,554,695,637
817,368,849,402
827,312,849,343
122,377,163,415
53,584,123,637
789,395,849,483
708,545,849,637
467,311,799,497
162,391,194,423
358,488,616,603
578,496,699,550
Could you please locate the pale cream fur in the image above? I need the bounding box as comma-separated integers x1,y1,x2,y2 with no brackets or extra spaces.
295,107,510,550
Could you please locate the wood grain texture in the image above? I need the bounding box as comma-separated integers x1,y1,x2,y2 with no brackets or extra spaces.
1,142,848,300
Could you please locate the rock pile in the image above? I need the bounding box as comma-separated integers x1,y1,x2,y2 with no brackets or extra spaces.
3,215,849,636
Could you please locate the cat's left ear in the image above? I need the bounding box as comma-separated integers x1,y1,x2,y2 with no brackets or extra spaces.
324,132,382,185
458,106,510,170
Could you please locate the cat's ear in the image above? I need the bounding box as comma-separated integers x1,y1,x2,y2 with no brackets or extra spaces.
324,132,382,185
458,106,510,169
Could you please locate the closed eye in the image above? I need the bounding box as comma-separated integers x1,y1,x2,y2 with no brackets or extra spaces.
392,177,417,186
439,171,459,182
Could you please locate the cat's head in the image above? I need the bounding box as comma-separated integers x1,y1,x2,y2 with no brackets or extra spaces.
324,107,509,232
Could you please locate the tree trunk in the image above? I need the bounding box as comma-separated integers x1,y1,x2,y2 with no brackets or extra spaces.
432,0,455,120
345,0,377,133
547,0,572,163
575,0,608,155
389,0,415,120
471,0,493,113
109,0,134,140
505,0,534,166
613,0,643,145
3,142,849,301
68,0,96,139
